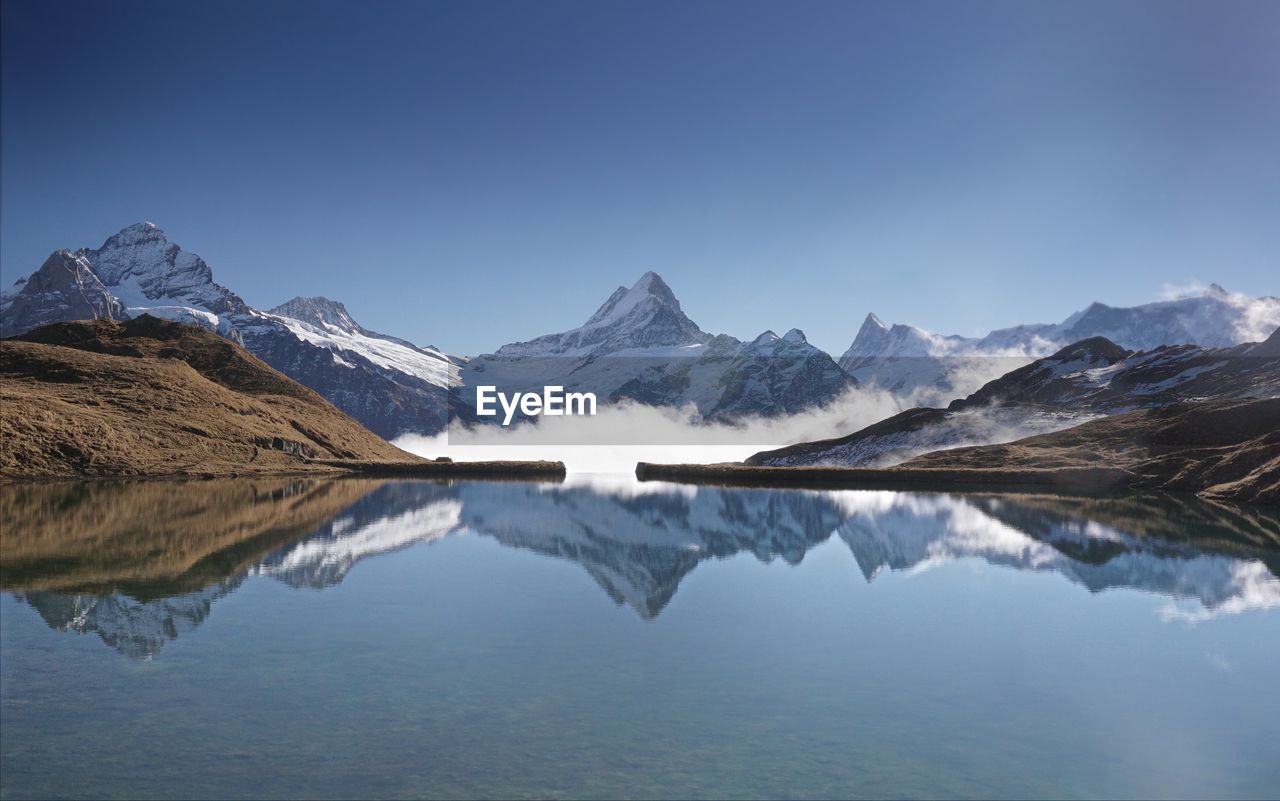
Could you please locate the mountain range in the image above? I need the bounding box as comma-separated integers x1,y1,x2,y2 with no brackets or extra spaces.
1,223,455,438
2,221,1277,437
752,331,1280,469
840,284,1280,398
463,271,854,421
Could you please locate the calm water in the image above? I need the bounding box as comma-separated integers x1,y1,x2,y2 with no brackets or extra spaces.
1,477,1278,800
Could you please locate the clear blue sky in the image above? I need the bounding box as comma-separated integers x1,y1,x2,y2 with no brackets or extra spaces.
2,0,1277,356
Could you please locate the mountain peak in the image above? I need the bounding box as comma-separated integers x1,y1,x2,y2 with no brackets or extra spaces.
782,328,807,344
1205,283,1229,298
633,270,675,299
493,271,709,357
584,271,681,327
849,313,890,348
270,296,362,334
103,221,167,248
623,271,678,308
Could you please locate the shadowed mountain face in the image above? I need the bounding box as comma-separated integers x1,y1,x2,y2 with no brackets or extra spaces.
4,478,1276,658
752,333,1280,469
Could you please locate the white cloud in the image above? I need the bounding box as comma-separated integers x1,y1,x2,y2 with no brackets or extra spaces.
394,384,909,473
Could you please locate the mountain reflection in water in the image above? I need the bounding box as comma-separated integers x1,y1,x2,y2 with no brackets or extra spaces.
2,477,1277,658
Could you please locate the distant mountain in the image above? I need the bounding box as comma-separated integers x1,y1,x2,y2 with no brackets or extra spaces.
753,332,1280,468
0,223,456,438
494,271,712,358
464,272,855,421
842,285,1280,398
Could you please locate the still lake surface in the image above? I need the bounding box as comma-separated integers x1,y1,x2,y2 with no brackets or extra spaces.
1,476,1278,800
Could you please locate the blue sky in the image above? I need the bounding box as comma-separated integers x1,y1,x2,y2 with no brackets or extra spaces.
2,0,1277,356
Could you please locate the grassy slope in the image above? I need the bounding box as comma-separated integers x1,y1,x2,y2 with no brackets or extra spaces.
0,316,418,478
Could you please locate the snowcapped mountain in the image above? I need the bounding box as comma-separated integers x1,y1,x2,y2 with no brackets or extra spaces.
82,221,251,328
265,296,456,387
0,223,456,438
6,221,1274,435
754,331,1280,467
495,272,713,358
842,285,1280,399
465,272,855,421
0,251,125,336
17,480,1277,656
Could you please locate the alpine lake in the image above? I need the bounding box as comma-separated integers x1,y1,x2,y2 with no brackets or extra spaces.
2,476,1277,800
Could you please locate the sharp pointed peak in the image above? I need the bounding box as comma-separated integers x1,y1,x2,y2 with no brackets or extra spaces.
629,271,677,302
752,329,780,345
851,313,890,344
585,271,683,326
781,328,807,343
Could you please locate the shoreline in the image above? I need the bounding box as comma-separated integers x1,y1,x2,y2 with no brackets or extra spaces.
635,461,1137,495
0,459,568,483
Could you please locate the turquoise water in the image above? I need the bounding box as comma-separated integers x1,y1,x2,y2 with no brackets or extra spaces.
2,478,1278,799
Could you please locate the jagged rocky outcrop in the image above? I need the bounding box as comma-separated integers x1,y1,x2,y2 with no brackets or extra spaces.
0,251,126,336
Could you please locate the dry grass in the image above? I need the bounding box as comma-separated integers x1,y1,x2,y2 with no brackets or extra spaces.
640,398,1280,506
902,398,1280,505
0,317,419,478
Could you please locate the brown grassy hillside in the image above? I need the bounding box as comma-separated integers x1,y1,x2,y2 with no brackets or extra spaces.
900,398,1280,505
0,316,419,478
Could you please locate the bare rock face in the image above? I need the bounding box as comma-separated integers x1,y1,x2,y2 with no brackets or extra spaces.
0,251,125,337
